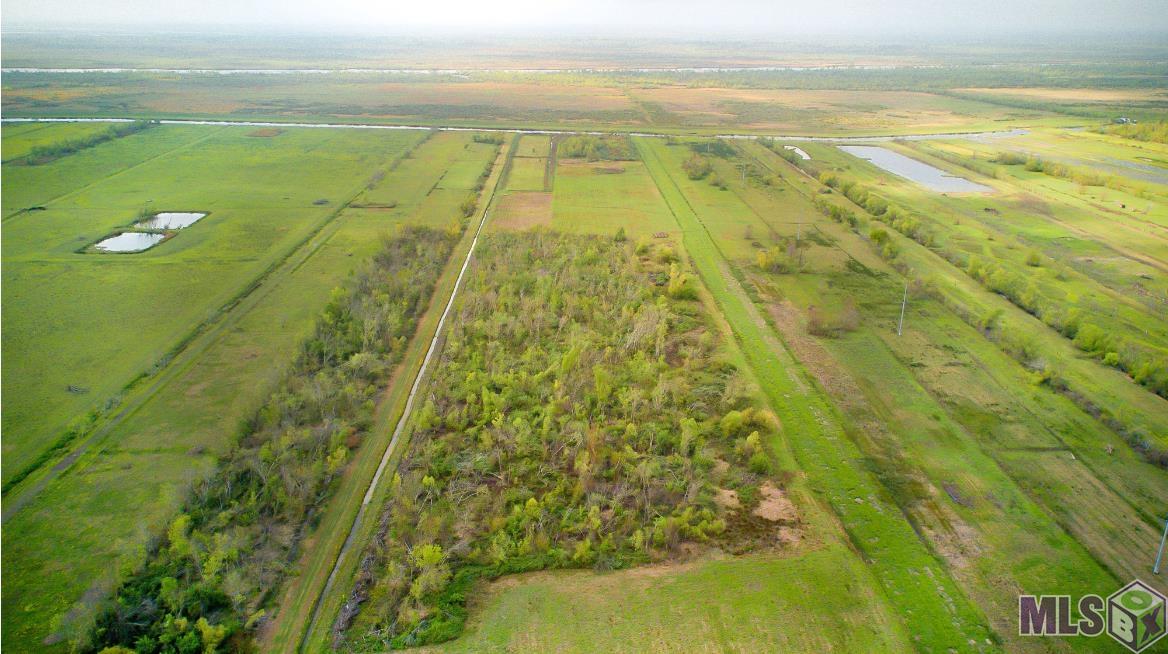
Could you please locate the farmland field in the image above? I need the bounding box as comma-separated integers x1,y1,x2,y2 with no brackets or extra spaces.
2,28,1168,654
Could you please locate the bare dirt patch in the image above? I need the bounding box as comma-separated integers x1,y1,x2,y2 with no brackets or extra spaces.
491,191,553,230
753,481,798,523
714,487,741,510
247,128,284,137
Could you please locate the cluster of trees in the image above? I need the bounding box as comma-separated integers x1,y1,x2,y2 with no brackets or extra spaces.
682,154,712,180
1005,153,1110,187
686,139,737,159
18,120,156,165
755,238,805,274
811,196,859,230
1103,119,1168,144
86,226,464,654
471,134,504,145
558,136,634,161
756,138,808,168
339,231,785,650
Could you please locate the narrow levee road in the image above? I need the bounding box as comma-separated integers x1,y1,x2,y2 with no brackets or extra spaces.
267,136,515,654
1,116,1034,143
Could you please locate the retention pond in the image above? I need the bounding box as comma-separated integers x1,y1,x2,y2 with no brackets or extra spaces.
838,145,991,193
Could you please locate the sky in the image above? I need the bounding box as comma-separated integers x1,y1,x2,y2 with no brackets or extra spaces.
3,0,1167,36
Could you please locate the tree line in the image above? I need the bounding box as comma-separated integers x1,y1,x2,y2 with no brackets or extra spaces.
15,120,156,165
86,225,464,654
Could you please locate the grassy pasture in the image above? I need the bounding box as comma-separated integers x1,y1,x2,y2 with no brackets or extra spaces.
659,137,1168,649
513,134,550,157
950,87,1168,122
504,156,548,191
1,124,428,491
866,140,1168,366
0,129,501,652
489,191,553,230
425,549,912,653
743,139,1167,580
801,141,1168,439
549,159,675,236
637,137,996,651
0,121,115,161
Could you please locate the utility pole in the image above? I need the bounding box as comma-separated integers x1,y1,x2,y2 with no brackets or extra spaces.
796,225,803,269
1155,515,1168,574
897,280,909,336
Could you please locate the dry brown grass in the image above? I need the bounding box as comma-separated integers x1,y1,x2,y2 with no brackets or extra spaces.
490,191,553,230
375,81,633,111
959,87,1168,103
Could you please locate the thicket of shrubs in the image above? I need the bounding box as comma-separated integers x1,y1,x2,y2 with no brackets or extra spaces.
338,232,787,650
1103,119,1168,145
85,226,464,654
686,139,737,159
682,154,712,180
558,135,634,161
18,120,156,165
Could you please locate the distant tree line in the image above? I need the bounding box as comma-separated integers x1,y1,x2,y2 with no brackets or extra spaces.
17,120,157,165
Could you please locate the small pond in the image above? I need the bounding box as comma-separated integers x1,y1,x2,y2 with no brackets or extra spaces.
94,232,165,252
838,145,991,193
134,211,207,229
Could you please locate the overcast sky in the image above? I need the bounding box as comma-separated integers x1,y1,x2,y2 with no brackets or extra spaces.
4,0,1167,35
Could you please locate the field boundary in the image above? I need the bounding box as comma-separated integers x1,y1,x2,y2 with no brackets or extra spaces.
261,134,515,653
1,131,431,514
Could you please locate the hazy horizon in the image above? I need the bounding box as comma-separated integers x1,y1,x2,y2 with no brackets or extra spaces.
3,0,1168,38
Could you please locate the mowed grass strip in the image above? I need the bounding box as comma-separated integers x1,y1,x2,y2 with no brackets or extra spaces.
424,550,912,653
0,131,497,653
550,159,676,237
637,137,996,652
504,156,548,191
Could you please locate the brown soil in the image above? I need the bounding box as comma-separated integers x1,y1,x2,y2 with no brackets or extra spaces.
491,191,553,230
752,482,798,523
714,488,741,510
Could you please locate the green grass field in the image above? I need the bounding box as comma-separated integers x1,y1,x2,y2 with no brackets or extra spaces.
0,126,501,652
425,549,912,653
1,125,432,491
3,53,1167,654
